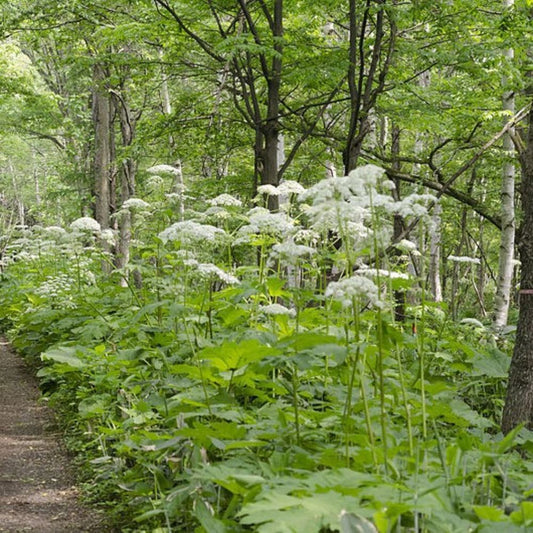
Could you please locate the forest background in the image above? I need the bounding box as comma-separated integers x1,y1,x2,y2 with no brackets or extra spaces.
1,0,533,531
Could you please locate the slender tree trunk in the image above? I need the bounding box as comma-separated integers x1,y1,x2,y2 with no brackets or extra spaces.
429,204,443,302
262,0,283,211
172,161,185,221
159,56,185,219
114,88,136,285
344,0,364,173
494,0,516,328
92,63,112,230
391,125,406,321
501,102,533,434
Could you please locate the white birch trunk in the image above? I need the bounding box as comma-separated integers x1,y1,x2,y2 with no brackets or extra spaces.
160,51,185,220
494,0,516,328
415,69,443,301
429,203,443,302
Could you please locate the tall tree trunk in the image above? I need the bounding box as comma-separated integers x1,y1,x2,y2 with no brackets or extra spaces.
92,63,112,230
391,125,406,321
114,87,136,285
262,0,283,211
501,102,533,434
494,0,516,328
344,0,366,173
429,204,443,302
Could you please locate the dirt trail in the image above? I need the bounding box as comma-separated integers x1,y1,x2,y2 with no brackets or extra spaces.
0,339,112,532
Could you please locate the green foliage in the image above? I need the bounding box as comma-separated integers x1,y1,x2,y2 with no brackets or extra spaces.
0,0,531,531
0,177,529,533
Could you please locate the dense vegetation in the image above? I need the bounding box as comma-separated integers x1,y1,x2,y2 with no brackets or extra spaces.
0,168,531,532
2,0,533,532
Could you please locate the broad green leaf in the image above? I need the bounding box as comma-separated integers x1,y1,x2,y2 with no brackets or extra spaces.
41,346,86,368
510,501,533,525
473,505,505,522
199,339,277,371
471,348,510,378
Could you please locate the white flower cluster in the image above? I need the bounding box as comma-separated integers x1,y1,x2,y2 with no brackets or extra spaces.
303,200,370,236
358,267,410,280
292,228,321,246
208,193,242,207
257,184,280,196
204,206,233,221
146,174,165,191
182,259,239,284
234,208,295,245
100,229,117,246
196,262,240,284
300,165,389,205
42,226,67,238
448,255,480,265
70,217,101,232
325,275,383,308
256,181,306,200
278,180,306,195
34,273,73,299
269,239,316,265
158,220,227,245
147,164,180,176
393,194,435,219
261,303,296,317
299,165,397,242
174,249,196,261
121,198,151,211
394,239,418,253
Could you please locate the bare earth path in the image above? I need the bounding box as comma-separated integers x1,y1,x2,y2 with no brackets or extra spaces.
0,339,112,532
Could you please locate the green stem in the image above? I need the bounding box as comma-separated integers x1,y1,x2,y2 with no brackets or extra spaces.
291,365,301,445
395,343,414,457
184,323,212,417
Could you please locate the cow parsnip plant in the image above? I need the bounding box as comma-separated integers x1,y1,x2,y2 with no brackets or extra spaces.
0,166,532,533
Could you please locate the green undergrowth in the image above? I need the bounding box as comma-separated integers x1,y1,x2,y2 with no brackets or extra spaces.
0,169,532,532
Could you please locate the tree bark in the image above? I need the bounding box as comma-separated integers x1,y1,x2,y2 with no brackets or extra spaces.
494,0,516,328
262,0,283,211
391,125,406,321
92,63,112,229
344,0,395,173
113,86,136,285
501,102,533,434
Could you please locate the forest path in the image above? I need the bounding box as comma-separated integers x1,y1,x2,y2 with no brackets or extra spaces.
0,338,111,532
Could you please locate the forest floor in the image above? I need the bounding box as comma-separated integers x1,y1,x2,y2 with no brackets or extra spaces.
0,338,113,532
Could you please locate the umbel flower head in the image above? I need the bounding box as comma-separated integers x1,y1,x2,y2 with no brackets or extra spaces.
268,239,316,266
196,263,240,285
158,220,227,245
208,194,242,207
70,217,101,232
260,303,296,317
277,180,306,196
325,275,384,309
234,207,295,244
257,184,280,196
121,198,151,212
147,164,181,176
